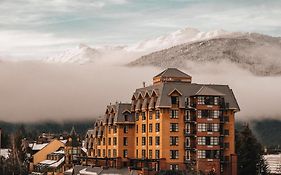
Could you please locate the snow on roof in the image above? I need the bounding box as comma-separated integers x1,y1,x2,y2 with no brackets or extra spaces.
49,157,65,168
39,159,56,165
81,147,87,153
53,150,65,154
0,149,10,159
264,154,281,174
32,143,48,151
60,139,67,144
79,168,98,175
65,168,73,173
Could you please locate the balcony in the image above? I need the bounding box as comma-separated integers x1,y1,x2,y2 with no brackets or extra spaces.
184,157,196,164
219,102,229,110
184,129,197,137
185,102,197,109
184,115,196,123
185,143,196,151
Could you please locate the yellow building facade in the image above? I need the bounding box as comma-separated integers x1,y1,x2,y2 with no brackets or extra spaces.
85,68,240,175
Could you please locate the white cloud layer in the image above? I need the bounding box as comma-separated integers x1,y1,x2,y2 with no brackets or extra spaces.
0,60,281,122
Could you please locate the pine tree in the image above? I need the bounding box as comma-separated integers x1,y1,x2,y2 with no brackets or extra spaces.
236,124,269,175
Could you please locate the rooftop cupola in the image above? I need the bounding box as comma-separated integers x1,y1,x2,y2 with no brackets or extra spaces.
153,68,192,85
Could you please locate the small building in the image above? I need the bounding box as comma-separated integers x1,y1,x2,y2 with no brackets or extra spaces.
264,153,281,174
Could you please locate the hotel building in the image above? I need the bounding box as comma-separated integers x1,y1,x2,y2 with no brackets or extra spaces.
85,68,240,175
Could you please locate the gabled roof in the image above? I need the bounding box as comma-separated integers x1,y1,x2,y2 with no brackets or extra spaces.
195,86,225,96
154,68,191,79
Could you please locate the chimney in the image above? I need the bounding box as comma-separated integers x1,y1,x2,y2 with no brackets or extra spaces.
143,81,146,87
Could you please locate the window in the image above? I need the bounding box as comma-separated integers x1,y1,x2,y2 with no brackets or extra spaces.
108,127,111,134
113,149,117,157
135,113,139,121
171,96,179,106
170,136,179,146
149,137,153,146
198,137,206,145
198,123,219,132
97,149,101,157
214,97,219,105
113,126,117,133
123,126,128,133
185,138,190,147
185,150,190,160
198,123,207,132
142,112,146,120
103,149,106,157
142,137,146,146
170,164,179,170
213,110,219,118
98,139,101,145
108,138,111,145
149,150,152,159
185,110,190,120
155,110,160,119
124,114,128,121
224,116,229,122
108,149,111,157
197,150,206,158
123,149,128,158
210,137,219,145
155,150,160,159
149,111,153,120
155,136,160,145
224,129,229,135
136,150,138,158
155,123,160,132
224,142,229,149
170,110,178,119
136,125,138,133
142,124,146,133
142,149,146,158
113,137,117,145
198,97,205,105
170,123,179,132
206,150,220,159
170,150,179,159
197,110,202,118
149,124,153,132
103,138,106,145
212,123,219,132
123,137,128,146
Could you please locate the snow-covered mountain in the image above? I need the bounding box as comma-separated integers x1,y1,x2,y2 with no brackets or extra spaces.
129,33,281,76
44,28,237,64
126,28,236,52
45,44,101,64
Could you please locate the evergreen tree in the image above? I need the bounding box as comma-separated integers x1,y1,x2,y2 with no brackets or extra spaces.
236,124,269,175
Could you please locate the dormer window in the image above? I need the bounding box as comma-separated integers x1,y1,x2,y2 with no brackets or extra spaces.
124,114,128,122
171,96,179,105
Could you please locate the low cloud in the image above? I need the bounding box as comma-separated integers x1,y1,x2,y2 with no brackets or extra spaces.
1,58,281,122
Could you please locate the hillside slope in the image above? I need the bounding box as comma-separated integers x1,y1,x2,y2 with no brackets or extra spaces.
129,33,281,76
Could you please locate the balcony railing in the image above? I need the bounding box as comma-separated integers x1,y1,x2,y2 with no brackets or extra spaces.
184,129,197,137
184,157,196,164
184,115,196,123
185,102,197,109
185,143,196,151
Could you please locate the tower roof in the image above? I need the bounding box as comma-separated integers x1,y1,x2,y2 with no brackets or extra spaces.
154,68,191,79
153,68,192,84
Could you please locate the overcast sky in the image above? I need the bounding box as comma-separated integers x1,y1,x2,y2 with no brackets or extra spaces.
1,0,281,59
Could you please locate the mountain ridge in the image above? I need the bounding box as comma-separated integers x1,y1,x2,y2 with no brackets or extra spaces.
128,32,281,76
